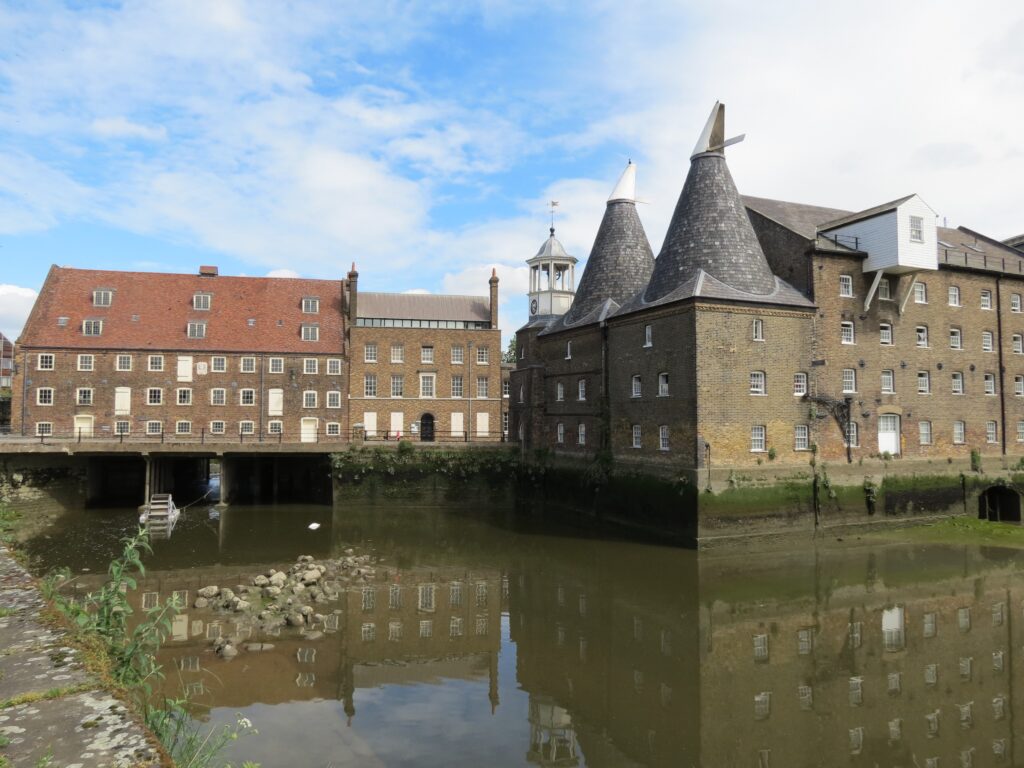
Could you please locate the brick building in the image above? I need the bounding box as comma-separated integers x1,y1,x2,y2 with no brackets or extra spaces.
511,102,1024,475
10,263,502,445
346,264,504,441
0,331,13,432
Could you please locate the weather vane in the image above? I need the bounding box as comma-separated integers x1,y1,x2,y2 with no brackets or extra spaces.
549,200,559,231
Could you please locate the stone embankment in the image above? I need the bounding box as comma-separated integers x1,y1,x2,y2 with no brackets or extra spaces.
0,546,160,767
190,551,377,660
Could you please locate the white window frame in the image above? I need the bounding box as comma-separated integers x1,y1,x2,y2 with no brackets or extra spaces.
187,321,206,339
302,297,320,314
148,355,164,372
839,274,853,297
240,356,256,373
982,331,994,352
92,289,112,307
577,423,586,446
948,286,961,306
631,375,642,398
881,369,894,394
987,421,998,444
844,421,859,448
984,373,996,395
326,390,342,409
211,356,226,373
326,358,341,375
840,321,855,344
658,372,670,397
950,327,962,349
1013,293,1022,312
919,421,932,445
450,345,463,364
301,325,319,342
565,341,572,360
450,374,462,398
37,353,55,371
116,354,132,372
794,424,809,451
421,346,434,364
909,215,924,243
750,425,766,453
147,388,163,406
269,357,284,374
364,343,378,363
77,354,94,371
841,368,857,394
749,371,766,395
631,424,642,449
915,325,928,348
643,324,653,347
35,421,53,436
391,345,405,364
210,420,226,435
36,387,54,406
914,282,927,304
752,319,764,341
303,390,317,408
239,388,256,406
476,347,489,365
146,420,163,435
192,293,211,311
556,422,565,444
981,289,993,310
879,323,893,345
1014,335,1023,355
476,375,488,398
878,278,891,300
1016,375,1024,396
556,382,564,402
82,319,103,336
659,425,669,451
303,358,318,375
917,370,931,394
114,420,130,435
419,373,436,398
392,374,405,398
577,379,586,401
175,420,192,435
953,421,966,444
793,372,807,396
176,387,192,406
364,373,377,398
210,388,226,406
239,420,255,436
952,372,965,395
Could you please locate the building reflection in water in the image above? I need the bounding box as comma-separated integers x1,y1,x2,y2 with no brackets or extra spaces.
81,502,1024,767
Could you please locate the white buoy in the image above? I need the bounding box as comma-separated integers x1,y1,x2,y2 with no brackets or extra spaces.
308,523,321,530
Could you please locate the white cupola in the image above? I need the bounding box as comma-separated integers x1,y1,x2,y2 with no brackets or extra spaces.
526,228,577,319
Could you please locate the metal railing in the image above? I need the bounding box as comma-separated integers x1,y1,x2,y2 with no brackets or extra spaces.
940,248,1024,274
0,427,509,447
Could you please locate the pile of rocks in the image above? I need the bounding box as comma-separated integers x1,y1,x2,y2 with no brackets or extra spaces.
191,552,378,659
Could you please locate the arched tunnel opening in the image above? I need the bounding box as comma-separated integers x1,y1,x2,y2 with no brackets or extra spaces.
978,486,1022,524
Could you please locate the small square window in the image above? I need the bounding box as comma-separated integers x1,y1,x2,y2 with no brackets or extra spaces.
210,420,225,435
77,354,94,371
302,297,320,314
193,293,211,310
210,388,226,406
240,388,256,406
240,357,256,373
211,356,227,372
187,321,206,339
147,388,163,405
83,319,103,336
239,421,255,435
148,355,164,371
476,347,489,364
303,391,318,408
327,358,341,375
93,289,112,307
116,354,132,371
421,346,434,364
269,357,284,373
301,325,319,341
36,387,54,406
304,359,318,375
146,420,163,435
175,420,192,435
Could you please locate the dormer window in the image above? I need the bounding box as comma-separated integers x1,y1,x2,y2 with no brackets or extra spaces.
301,324,319,341
93,289,112,307
187,321,206,339
83,319,103,336
302,297,320,314
909,216,923,243
193,293,211,311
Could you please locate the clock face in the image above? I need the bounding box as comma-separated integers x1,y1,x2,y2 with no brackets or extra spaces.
530,298,538,315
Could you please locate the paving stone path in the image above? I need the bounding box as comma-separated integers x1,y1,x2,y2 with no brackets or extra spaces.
0,546,161,767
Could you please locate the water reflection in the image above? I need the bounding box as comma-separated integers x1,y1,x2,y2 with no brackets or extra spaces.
26,499,1024,767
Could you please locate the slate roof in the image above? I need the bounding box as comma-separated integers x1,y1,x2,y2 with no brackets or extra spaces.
19,266,346,352
742,196,852,240
358,292,491,323
529,229,576,264
619,270,813,315
541,196,654,335
644,151,781,302
1005,234,1024,251
817,195,915,231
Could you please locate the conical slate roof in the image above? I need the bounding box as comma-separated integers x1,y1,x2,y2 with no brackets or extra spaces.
644,103,777,303
561,162,654,326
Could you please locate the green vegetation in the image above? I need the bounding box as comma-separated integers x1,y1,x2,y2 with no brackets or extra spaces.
332,445,520,485
42,529,258,767
872,515,1024,548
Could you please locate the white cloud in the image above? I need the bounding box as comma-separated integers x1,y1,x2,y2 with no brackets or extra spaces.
266,268,301,278
402,288,430,294
0,284,39,341
91,117,167,142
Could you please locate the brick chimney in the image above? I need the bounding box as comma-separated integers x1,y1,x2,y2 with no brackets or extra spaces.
198,265,219,277
488,268,499,329
346,262,359,323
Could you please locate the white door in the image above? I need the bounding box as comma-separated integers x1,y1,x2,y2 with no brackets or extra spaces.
73,415,94,438
476,412,489,437
300,417,318,443
363,412,377,438
451,412,464,439
878,414,900,455
389,412,403,438
114,387,131,415
268,388,284,416
177,356,193,382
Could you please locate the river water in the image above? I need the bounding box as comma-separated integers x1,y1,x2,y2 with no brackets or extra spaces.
21,494,1024,767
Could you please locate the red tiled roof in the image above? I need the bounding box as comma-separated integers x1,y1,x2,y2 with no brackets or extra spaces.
19,266,346,353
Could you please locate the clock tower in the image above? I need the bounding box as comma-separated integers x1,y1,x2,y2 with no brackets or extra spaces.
526,227,577,319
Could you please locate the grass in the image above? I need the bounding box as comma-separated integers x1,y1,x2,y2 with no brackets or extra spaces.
870,515,1024,548
0,683,94,710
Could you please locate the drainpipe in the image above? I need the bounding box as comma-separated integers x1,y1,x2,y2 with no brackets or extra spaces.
259,353,265,441
845,396,853,465
996,276,1007,456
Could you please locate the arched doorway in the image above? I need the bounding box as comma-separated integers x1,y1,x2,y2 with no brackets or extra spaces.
420,413,435,442
979,486,1022,523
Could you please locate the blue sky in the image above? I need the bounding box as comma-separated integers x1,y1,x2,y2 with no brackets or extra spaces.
1,0,1023,341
